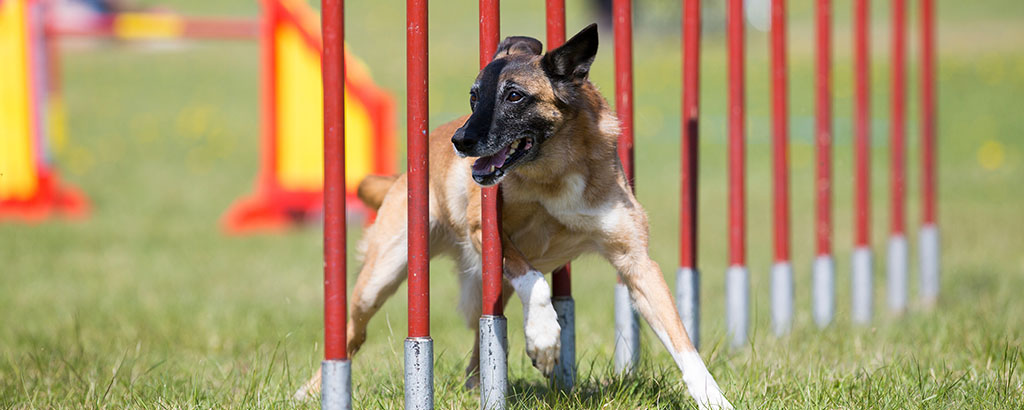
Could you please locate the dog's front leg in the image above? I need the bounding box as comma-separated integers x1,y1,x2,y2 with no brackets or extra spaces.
599,204,733,409
470,227,561,376
504,242,561,376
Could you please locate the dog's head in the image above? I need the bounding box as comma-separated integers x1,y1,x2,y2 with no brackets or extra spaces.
452,24,599,186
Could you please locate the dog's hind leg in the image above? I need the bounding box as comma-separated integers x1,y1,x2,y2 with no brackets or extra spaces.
346,186,411,356
294,177,411,400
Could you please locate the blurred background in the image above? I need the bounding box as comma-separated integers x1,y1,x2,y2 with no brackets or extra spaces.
2,0,1023,407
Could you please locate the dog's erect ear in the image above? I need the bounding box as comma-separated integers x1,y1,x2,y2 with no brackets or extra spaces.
541,23,598,82
492,36,543,60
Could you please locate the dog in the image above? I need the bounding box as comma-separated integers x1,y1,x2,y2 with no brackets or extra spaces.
296,24,732,409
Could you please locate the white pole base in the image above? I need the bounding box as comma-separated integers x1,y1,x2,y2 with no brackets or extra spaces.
479,316,507,410
813,255,835,328
614,282,639,374
321,359,352,410
726,265,749,348
919,224,940,307
851,246,873,324
404,337,433,410
887,234,908,314
552,296,576,391
675,267,700,350
770,262,793,336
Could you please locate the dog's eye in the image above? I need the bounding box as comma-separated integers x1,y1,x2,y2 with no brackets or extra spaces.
506,91,524,103
470,92,478,104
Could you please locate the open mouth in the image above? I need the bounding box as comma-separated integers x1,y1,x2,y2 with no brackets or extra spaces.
471,137,535,183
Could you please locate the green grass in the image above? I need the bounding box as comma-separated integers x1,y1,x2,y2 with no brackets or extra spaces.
3,0,1024,408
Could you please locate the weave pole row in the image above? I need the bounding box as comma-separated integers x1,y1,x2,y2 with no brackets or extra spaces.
317,0,939,405
743,0,940,343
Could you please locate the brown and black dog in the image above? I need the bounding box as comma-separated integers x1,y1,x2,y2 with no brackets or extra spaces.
297,24,731,409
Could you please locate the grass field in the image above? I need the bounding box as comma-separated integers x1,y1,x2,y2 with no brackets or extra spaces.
3,0,1024,408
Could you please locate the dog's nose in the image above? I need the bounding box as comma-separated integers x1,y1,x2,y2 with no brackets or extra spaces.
451,128,476,153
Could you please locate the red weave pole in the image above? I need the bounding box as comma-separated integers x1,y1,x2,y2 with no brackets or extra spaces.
853,0,870,247
681,0,700,269
406,0,430,338
770,0,789,263
815,0,832,257
545,0,565,47
614,0,635,189
727,0,745,267
480,0,503,317
890,0,906,237
921,0,936,225
321,0,347,361
546,0,572,298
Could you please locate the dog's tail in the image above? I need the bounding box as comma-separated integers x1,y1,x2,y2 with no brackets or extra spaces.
357,174,398,211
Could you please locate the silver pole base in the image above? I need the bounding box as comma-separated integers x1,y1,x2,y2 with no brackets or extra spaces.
404,337,433,410
919,224,940,307
887,234,908,314
770,261,793,336
552,296,576,391
614,282,639,374
479,315,507,410
321,359,352,410
675,267,700,350
726,265,749,348
851,246,873,324
812,255,835,328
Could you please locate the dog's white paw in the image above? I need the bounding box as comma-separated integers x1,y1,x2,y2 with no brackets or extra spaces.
512,270,561,375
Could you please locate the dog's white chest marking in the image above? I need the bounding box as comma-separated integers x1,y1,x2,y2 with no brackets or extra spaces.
540,173,621,232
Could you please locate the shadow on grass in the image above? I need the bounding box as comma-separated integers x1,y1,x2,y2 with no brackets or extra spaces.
505,359,699,409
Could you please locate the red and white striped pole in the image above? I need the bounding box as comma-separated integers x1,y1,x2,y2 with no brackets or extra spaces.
404,0,433,407
769,0,793,336
612,0,640,373
851,0,873,324
888,0,908,314
319,0,350,408
725,0,748,348
918,0,939,307
545,0,576,392
813,0,835,329
478,1,507,408
676,0,702,350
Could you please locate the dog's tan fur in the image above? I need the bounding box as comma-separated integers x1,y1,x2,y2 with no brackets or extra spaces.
296,28,731,409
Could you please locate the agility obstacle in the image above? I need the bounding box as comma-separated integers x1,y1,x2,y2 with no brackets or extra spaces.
851,0,873,324
725,0,748,348
758,0,941,341
545,0,578,392
319,0,350,406
611,0,642,375
676,0,702,351
769,0,793,337
1,0,394,229
224,0,396,233
0,0,88,221
315,0,941,407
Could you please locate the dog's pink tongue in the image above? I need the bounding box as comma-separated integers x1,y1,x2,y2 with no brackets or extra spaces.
472,145,510,173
